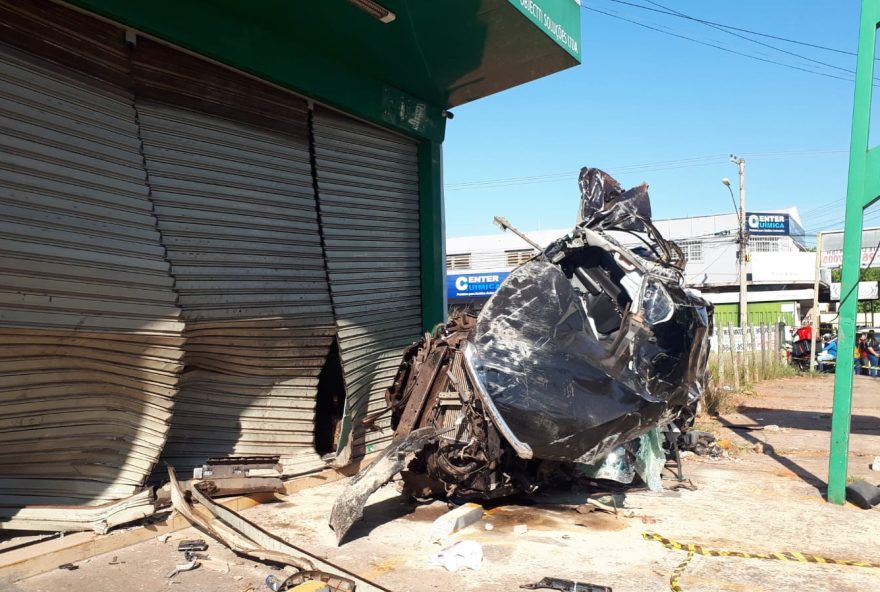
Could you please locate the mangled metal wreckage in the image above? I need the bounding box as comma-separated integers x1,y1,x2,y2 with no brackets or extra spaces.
330,168,713,542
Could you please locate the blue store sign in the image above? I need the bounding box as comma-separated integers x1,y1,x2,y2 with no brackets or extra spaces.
447,272,509,299
746,212,790,235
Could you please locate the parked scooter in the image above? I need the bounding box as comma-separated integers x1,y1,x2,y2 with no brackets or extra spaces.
787,338,812,371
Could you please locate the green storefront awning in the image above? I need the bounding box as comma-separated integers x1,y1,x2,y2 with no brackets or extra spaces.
67,0,582,142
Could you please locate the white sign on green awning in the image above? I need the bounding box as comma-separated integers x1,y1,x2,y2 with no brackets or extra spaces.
508,0,582,60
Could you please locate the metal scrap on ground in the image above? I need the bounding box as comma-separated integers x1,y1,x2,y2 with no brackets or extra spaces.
165,465,389,592
520,577,612,592
0,489,156,534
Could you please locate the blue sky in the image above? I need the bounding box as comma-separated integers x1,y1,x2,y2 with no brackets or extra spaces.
442,0,876,240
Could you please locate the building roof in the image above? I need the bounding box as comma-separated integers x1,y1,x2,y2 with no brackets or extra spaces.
447,207,805,252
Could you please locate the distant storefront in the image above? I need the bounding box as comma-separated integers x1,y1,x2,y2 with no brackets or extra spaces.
447,271,510,312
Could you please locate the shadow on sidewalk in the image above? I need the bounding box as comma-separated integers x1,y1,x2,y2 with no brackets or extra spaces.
717,415,828,495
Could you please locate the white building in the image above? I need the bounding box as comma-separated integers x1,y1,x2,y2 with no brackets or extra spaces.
446,208,816,327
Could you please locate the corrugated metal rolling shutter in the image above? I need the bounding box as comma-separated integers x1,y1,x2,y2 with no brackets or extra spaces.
135,101,336,476
312,108,423,456
0,43,184,505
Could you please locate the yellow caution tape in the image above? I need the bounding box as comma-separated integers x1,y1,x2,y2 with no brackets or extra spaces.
643,531,880,592
668,551,693,592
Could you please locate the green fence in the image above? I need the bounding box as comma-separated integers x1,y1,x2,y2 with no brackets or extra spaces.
712,302,795,328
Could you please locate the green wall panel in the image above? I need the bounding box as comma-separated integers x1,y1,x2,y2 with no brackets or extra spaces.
713,302,794,327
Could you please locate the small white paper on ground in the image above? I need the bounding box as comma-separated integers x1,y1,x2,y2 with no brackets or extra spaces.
428,540,483,572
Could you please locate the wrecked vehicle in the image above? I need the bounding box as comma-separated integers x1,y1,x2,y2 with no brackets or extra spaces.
330,168,713,542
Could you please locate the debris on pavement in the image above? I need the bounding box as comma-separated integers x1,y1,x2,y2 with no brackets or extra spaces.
165,466,383,591
265,570,356,592
428,540,483,572
287,583,331,592
329,427,437,543
429,503,484,542
0,489,156,534
166,559,199,578
520,576,612,592
681,430,725,459
167,465,315,571
178,539,209,552
871,456,880,471
192,456,285,497
57,563,78,571
845,480,880,509
329,167,713,543
577,497,618,516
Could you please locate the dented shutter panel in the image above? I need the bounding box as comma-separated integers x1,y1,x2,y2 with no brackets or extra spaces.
135,99,335,477
0,41,184,506
312,108,423,456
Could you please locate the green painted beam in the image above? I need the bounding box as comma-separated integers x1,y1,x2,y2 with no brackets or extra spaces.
864,145,880,202
419,141,446,332
828,0,880,505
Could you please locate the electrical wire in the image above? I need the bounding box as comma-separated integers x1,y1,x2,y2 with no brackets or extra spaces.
634,0,871,80
582,5,861,85
597,0,861,58
685,243,736,281
804,209,880,233
445,154,729,190
445,149,847,191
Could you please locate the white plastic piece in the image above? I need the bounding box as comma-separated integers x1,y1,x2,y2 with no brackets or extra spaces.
513,524,528,535
872,456,880,471
429,503,484,542
166,559,199,578
428,540,483,572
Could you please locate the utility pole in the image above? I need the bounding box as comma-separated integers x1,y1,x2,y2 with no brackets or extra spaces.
809,232,823,372
731,155,748,327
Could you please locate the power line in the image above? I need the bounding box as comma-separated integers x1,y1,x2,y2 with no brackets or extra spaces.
445,149,847,191
446,159,729,190
582,6,860,85
635,0,871,80
598,0,859,58
804,209,880,233
445,154,729,190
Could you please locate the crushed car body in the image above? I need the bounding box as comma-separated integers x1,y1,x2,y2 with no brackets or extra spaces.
329,167,713,543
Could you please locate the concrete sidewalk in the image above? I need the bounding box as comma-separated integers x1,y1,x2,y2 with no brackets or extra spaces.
13,375,880,592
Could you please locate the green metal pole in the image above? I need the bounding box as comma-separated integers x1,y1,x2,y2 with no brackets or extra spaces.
828,0,880,504
418,140,446,333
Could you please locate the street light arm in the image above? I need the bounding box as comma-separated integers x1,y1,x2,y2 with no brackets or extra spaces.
724,184,738,218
